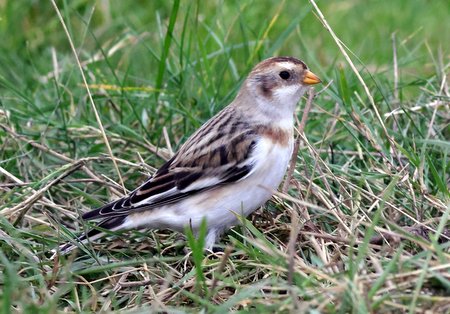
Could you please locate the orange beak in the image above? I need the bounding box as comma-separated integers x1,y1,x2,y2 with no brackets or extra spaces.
302,70,322,85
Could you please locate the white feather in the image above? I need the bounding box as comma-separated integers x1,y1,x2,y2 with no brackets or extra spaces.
179,177,221,192
132,187,178,206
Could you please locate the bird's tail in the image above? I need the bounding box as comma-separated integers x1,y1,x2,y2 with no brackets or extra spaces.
51,216,126,259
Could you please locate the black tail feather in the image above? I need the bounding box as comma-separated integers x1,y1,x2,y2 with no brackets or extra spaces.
52,216,126,257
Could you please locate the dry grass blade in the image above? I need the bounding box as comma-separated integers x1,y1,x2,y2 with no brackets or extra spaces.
282,88,316,193
0,124,124,195
50,0,126,193
1,161,85,218
309,0,395,149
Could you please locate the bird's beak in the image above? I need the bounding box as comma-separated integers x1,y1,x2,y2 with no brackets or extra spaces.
302,70,322,85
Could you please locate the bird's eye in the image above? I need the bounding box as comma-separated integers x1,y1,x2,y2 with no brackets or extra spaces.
279,71,290,80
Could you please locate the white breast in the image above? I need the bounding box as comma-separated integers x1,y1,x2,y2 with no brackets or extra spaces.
187,135,294,229
247,136,293,195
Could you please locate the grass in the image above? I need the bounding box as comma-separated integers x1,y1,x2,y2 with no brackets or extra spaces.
0,0,449,312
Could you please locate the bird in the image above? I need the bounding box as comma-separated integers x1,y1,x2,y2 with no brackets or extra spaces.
55,56,321,256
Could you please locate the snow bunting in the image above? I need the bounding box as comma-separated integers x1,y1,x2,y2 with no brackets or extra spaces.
56,56,321,255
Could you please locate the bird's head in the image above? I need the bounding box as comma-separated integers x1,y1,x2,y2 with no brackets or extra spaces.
239,56,321,119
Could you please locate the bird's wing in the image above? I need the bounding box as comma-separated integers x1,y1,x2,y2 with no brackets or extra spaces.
82,111,262,220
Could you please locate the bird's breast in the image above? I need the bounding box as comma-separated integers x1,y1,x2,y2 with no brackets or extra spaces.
252,133,294,191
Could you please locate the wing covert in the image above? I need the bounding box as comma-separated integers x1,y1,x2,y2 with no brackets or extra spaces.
82,127,259,220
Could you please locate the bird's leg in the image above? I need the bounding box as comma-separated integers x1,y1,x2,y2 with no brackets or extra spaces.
204,229,217,251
